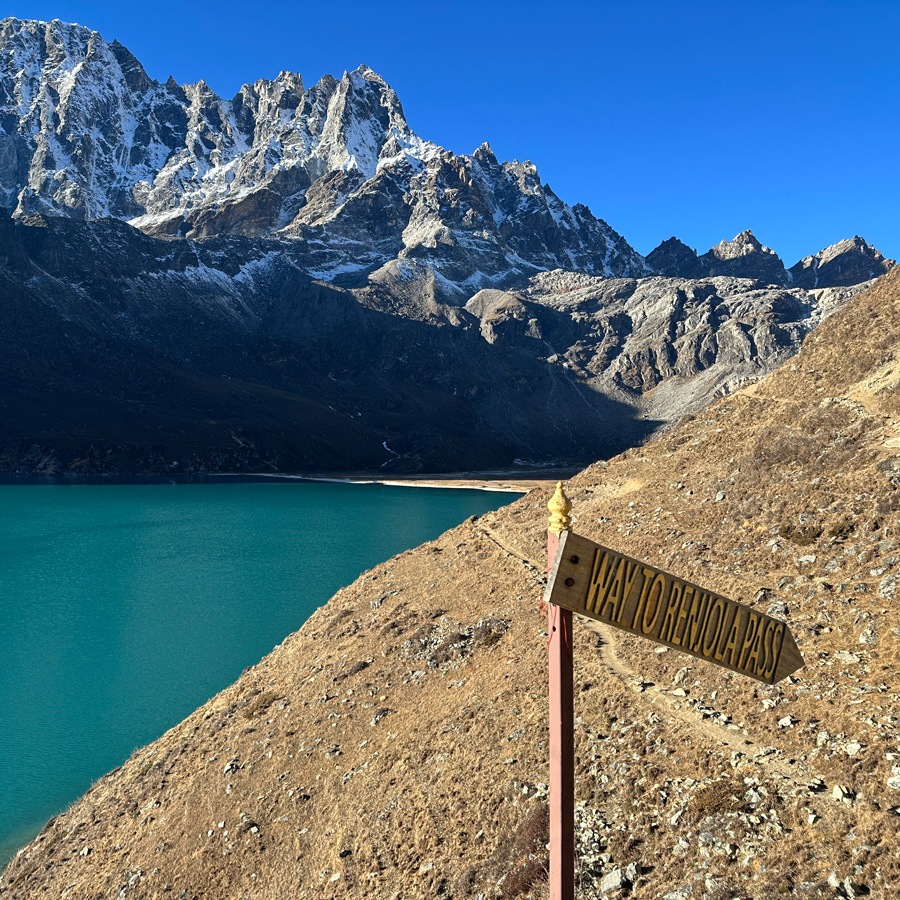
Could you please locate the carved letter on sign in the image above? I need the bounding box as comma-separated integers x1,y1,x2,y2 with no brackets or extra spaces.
544,532,803,684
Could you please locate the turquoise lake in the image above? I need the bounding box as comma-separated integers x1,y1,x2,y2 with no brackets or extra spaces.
0,479,516,868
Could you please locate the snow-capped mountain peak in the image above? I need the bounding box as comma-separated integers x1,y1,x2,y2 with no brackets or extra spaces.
4,17,889,297
0,17,652,291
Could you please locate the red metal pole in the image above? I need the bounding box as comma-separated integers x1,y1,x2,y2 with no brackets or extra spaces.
547,483,574,899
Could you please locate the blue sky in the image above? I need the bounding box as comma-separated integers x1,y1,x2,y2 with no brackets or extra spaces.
5,1,899,265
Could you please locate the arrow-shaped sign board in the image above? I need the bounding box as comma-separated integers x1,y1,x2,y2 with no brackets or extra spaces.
544,532,803,684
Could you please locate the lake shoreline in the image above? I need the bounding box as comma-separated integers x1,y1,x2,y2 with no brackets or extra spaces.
0,480,517,872
251,468,578,493
0,469,578,493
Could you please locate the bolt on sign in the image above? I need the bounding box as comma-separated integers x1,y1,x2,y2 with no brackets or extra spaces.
545,532,803,684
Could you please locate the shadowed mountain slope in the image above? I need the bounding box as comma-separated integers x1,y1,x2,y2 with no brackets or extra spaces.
0,210,654,474
3,209,882,477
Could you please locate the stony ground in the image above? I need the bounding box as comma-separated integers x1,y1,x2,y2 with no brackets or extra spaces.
4,270,900,898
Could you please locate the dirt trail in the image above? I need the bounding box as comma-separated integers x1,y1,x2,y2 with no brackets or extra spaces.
477,523,544,571
581,623,815,789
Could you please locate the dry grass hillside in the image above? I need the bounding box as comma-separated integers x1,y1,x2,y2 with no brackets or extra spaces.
5,269,900,898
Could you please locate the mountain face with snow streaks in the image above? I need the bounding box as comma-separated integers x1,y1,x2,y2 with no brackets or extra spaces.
0,17,646,292
0,17,892,296
0,19,183,218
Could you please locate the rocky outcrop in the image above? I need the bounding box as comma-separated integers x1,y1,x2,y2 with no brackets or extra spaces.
645,237,704,279
648,232,789,284
789,235,894,288
648,231,789,285
471,269,868,424
699,230,788,283
648,231,895,290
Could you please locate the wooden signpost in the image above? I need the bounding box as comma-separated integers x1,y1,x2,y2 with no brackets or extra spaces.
546,484,574,900
543,483,804,898
546,530,804,684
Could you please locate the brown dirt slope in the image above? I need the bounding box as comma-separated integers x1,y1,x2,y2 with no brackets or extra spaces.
5,269,900,898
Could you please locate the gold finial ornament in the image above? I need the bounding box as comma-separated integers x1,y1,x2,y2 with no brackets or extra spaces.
547,481,572,535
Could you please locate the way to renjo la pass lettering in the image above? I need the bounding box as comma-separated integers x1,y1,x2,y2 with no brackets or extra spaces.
545,531,804,684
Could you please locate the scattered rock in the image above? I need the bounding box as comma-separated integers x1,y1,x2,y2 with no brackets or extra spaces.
832,784,853,802
663,886,693,900
600,867,628,895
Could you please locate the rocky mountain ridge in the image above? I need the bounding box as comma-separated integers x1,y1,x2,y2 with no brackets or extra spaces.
646,230,893,288
0,17,649,295
0,17,893,300
0,16,894,475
